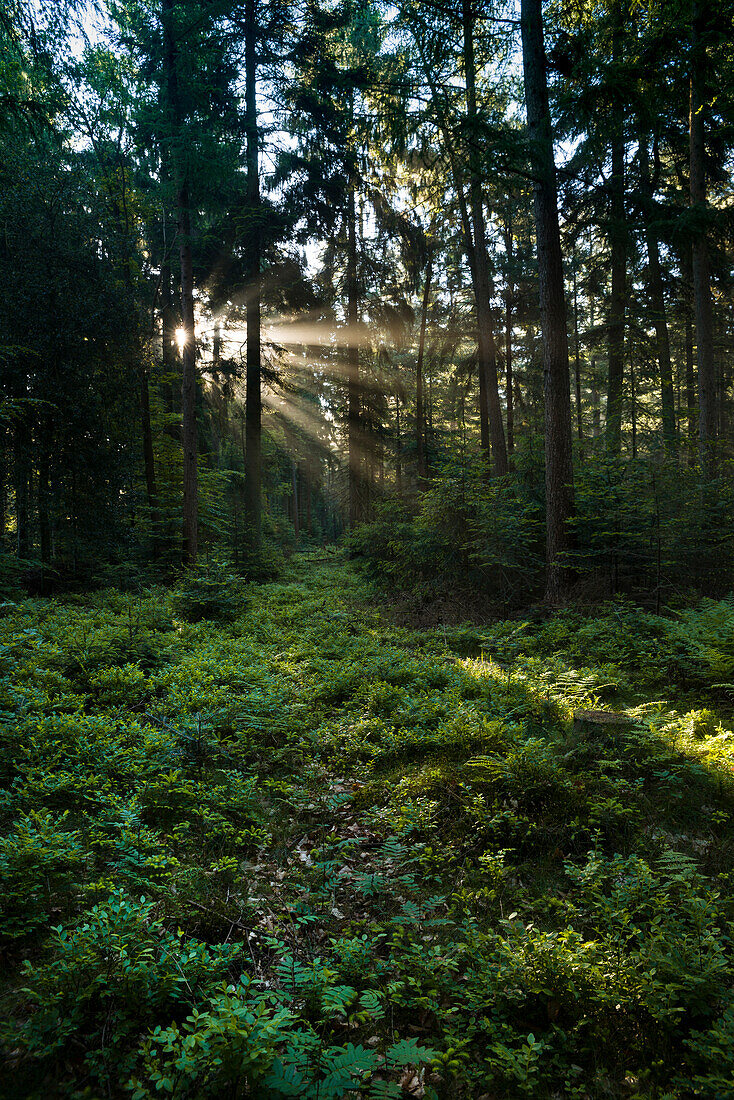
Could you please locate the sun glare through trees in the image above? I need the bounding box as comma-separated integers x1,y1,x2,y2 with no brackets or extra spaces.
2,0,734,1097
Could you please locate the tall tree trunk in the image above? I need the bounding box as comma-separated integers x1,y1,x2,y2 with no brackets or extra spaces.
163,0,198,564
638,128,675,452
462,0,508,475
244,0,262,543
605,9,626,456
210,318,222,464
395,394,402,493
521,0,575,602
630,362,637,458
690,3,717,470
504,216,515,459
178,188,198,564
416,254,432,483
347,171,361,525
589,231,601,440
573,264,583,442
292,460,299,539
680,243,697,463
592,361,600,438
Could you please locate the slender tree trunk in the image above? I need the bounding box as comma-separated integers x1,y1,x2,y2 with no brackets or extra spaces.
573,264,583,442
244,0,262,542
347,171,361,525
178,186,198,564
605,10,626,456
592,361,600,438
292,460,299,539
210,319,222,464
416,255,432,482
428,357,434,455
630,362,637,458
521,0,575,602
684,311,697,457
589,231,601,441
395,395,402,493
680,243,697,463
690,3,717,470
163,0,197,564
462,0,508,475
638,128,675,452
504,217,515,459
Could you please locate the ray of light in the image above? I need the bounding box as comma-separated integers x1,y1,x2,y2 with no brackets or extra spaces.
262,389,342,452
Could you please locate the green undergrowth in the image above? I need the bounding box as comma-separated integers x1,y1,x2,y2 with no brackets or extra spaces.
2,551,734,1097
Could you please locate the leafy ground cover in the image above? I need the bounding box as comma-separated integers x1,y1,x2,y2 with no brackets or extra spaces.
2,552,734,1098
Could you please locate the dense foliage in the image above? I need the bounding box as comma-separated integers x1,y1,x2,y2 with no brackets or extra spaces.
2,553,734,1097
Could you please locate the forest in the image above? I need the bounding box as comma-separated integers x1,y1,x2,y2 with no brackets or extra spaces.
2,0,734,1096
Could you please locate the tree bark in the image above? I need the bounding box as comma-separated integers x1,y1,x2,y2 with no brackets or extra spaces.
292,460,299,539
605,9,626,456
521,0,575,602
680,243,697,463
178,185,198,565
211,319,222,464
689,3,717,471
638,128,675,453
416,254,432,482
244,0,262,543
462,0,508,476
591,361,600,438
163,0,198,564
395,394,402,493
573,264,583,442
347,170,361,525
504,216,515,459
630,361,637,458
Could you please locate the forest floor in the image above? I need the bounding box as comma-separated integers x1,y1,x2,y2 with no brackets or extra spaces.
3,551,734,1098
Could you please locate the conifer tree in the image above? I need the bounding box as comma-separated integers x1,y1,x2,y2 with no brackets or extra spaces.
521,0,575,601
